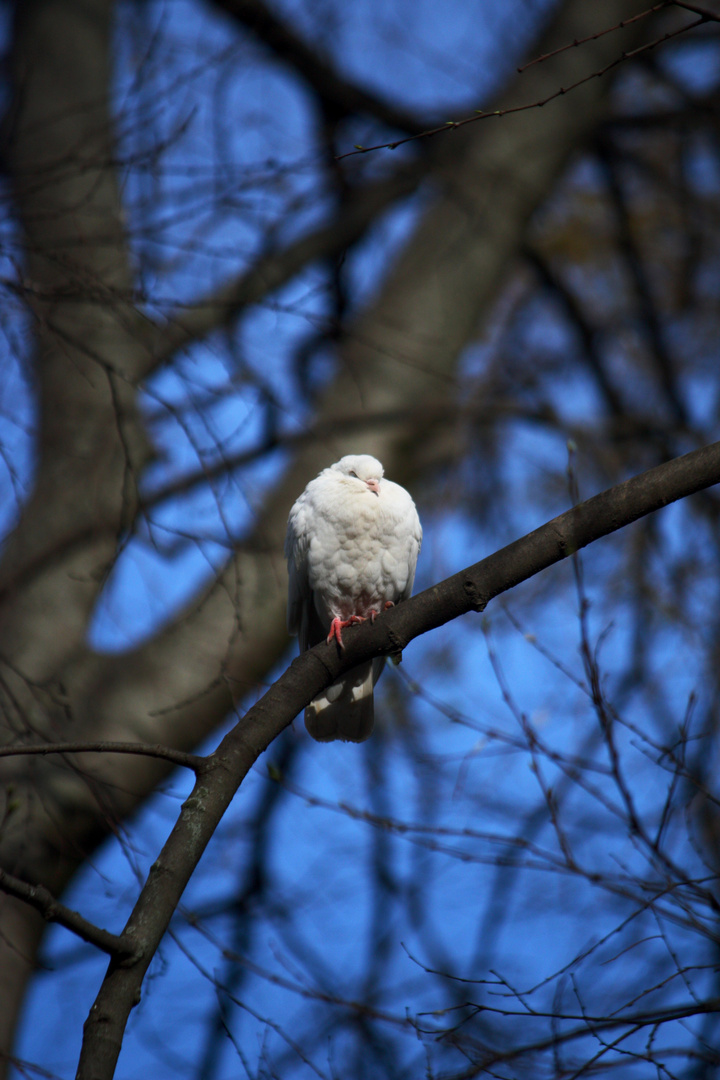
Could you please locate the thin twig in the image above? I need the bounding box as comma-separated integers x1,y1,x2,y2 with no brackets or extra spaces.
0,741,205,771
517,3,672,73
338,15,705,160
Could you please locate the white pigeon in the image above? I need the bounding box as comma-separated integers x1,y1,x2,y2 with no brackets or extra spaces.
285,454,422,742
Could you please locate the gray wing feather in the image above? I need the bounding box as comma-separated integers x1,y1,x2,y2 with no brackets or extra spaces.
399,515,422,602
285,505,309,638
285,503,326,652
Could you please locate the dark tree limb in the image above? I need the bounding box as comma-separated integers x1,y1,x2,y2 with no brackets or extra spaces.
0,870,134,959
597,138,689,426
673,1,720,20
76,439,720,1080
211,0,428,132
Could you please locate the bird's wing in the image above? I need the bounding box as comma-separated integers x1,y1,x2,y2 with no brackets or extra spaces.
399,527,421,601
286,485,329,652
384,480,423,602
285,496,311,640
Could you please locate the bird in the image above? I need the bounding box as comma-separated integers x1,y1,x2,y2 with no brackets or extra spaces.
285,454,422,743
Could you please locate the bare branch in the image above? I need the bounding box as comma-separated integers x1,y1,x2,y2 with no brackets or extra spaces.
140,401,563,511
212,0,427,132
140,161,426,376
338,13,706,160
422,997,720,1077
517,3,674,72
673,0,720,20
0,741,204,771
0,870,133,959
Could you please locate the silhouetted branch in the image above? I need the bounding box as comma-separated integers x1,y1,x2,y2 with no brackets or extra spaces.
674,1,720,20
0,870,134,959
212,0,427,132
0,741,204,770
338,10,705,160
517,2,672,73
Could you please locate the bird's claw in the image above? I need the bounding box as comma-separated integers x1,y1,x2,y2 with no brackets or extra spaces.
369,601,395,623
327,607,390,646
327,616,365,650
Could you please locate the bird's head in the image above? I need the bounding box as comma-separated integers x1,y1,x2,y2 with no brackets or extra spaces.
332,454,384,496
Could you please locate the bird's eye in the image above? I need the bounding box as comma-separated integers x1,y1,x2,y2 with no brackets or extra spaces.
349,470,358,478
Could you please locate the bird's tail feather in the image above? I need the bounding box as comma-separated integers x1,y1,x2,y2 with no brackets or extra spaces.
305,658,384,743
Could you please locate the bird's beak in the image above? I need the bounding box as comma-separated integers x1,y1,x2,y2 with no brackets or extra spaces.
366,478,380,495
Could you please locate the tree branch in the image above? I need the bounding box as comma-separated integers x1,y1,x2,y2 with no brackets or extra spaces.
139,159,426,376
337,12,706,160
673,1,720,21
76,439,720,1079
0,742,204,771
211,0,427,132
140,401,562,511
0,870,133,959
517,2,674,72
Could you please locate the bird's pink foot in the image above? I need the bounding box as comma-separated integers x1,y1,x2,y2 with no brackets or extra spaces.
326,617,347,648
327,615,366,650
369,601,395,623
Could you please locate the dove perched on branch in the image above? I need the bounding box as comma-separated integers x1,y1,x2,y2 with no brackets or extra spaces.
285,454,422,743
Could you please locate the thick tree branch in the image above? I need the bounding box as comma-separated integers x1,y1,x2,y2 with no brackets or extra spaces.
673,1,720,20
211,0,427,132
76,439,720,1079
0,1,152,1055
